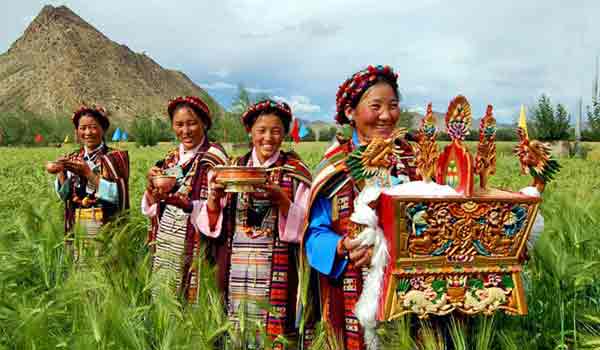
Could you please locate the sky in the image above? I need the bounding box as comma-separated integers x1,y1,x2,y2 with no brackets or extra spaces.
1,0,599,124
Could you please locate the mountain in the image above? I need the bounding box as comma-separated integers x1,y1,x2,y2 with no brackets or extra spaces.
0,5,220,119
301,109,515,134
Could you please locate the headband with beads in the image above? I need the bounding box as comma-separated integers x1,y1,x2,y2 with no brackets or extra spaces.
168,96,212,128
71,104,110,130
241,99,293,132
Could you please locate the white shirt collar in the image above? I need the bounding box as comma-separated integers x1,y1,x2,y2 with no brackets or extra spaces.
178,139,204,165
251,147,280,168
84,142,104,157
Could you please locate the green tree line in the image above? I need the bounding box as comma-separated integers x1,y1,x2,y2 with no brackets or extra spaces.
3,91,600,146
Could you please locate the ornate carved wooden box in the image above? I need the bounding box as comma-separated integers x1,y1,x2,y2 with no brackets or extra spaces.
347,95,558,321
377,189,541,320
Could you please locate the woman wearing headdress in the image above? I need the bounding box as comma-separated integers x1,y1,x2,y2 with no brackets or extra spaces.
46,105,129,257
199,99,312,348
141,96,228,303
302,65,419,350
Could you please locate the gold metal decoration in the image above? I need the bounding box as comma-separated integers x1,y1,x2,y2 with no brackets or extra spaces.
214,166,267,192
514,128,561,193
414,103,439,182
369,95,560,321
346,128,408,186
474,105,497,191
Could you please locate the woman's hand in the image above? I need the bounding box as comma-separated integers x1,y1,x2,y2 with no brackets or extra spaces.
336,236,373,267
63,159,92,177
207,177,226,212
146,166,162,191
147,187,168,204
45,160,64,174
63,159,101,187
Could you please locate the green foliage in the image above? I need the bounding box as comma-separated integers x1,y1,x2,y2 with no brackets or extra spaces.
494,128,518,142
231,83,253,114
208,111,247,143
317,126,338,142
209,84,271,143
531,94,571,141
398,108,415,129
0,143,599,348
0,109,73,146
130,115,172,147
586,97,600,141
0,107,127,147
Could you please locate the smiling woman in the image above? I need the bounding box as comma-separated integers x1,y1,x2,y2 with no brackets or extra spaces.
302,65,420,350
199,99,311,348
141,96,228,303
45,105,130,260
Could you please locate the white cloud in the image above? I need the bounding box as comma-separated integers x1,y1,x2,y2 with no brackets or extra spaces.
246,87,274,94
209,69,231,79
200,82,236,90
2,1,599,124
274,95,321,115
200,81,274,94
408,105,426,115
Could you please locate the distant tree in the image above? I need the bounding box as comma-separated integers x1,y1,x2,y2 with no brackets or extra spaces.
530,94,570,141
302,127,316,141
321,126,338,141
211,84,274,144
130,114,173,146
586,96,600,140
495,128,518,141
398,108,415,130
209,111,247,143
254,92,271,102
231,84,252,114
465,128,479,142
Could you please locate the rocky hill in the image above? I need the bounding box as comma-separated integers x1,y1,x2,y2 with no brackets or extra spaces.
0,5,220,119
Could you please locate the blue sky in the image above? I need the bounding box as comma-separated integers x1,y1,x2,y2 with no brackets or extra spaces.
2,1,599,123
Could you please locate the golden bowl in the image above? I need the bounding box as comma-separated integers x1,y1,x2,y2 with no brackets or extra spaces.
152,175,177,192
214,166,267,192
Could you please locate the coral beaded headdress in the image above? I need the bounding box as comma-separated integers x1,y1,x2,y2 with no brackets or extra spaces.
241,99,293,133
167,96,212,129
71,104,110,130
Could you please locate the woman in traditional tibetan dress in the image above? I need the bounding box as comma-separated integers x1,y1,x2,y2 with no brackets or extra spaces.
46,105,129,257
200,99,312,348
142,96,228,302
303,65,419,350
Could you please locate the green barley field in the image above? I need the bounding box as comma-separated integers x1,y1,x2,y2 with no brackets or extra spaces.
0,141,599,349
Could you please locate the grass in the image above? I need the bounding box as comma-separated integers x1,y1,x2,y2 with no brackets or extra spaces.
0,141,599,349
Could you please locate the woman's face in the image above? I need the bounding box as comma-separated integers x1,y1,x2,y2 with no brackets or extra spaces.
345,82,400,144
172,106,205,150
250,113,285,163
77,115,104,150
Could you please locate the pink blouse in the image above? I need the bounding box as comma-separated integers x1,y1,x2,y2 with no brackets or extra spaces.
196,149,310,243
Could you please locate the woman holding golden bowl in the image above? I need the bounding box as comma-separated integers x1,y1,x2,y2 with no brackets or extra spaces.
141,96,228,303
302,65,419,350
46,105,129,258
200,99,311,347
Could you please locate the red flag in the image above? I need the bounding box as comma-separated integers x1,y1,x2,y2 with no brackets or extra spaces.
290,118,300,143
34,134,44,144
